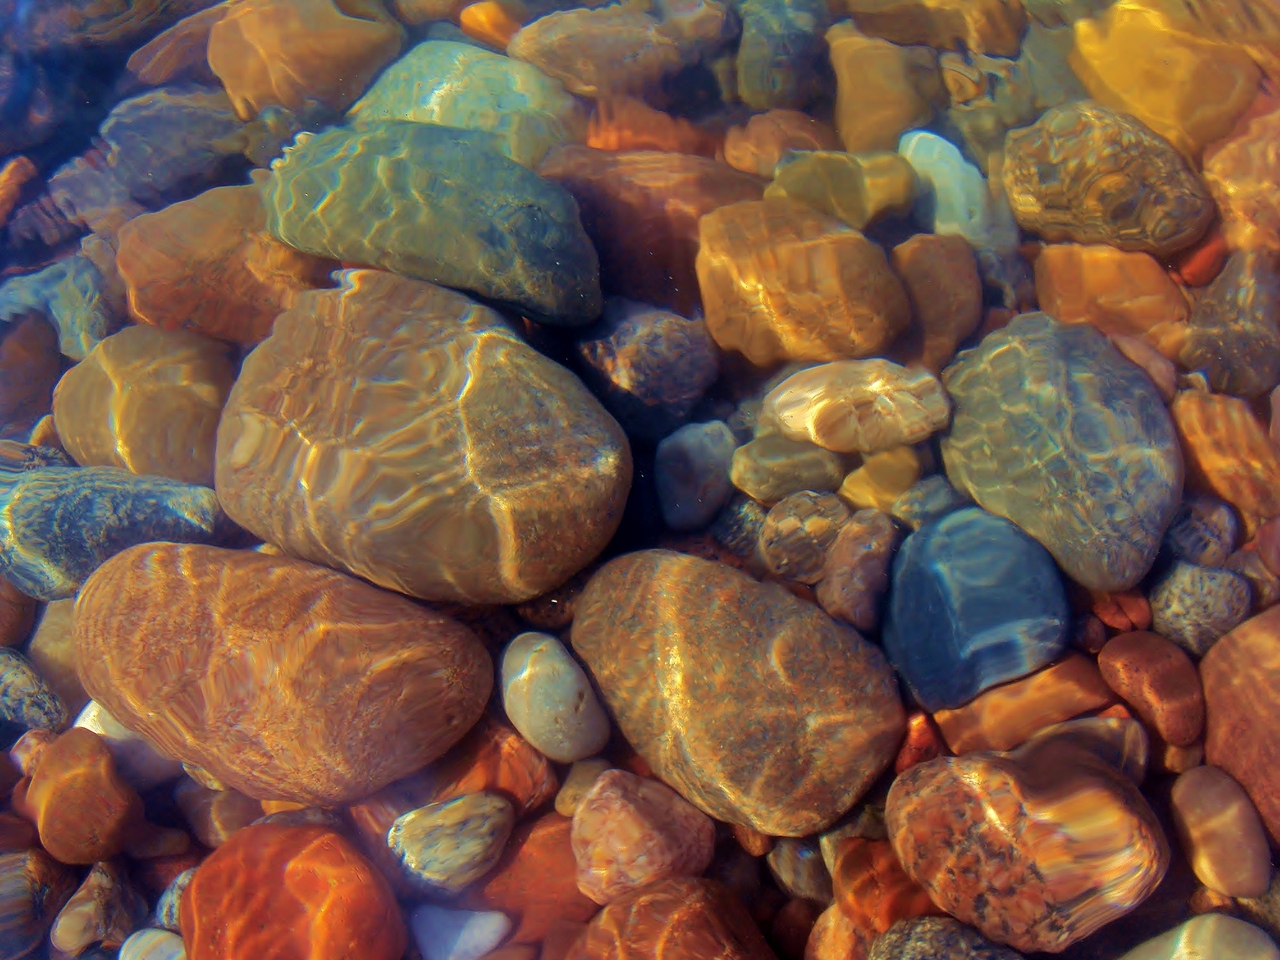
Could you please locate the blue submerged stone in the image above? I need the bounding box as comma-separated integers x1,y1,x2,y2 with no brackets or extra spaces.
883,506,1070,712
0,444,229,600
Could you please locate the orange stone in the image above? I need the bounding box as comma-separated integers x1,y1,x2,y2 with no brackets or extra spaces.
1098,631,1205,747
0,811,36,852
22,728,145,865
732,822,775,857
1171,389,1280,538
894,711,947,774
542,920,591,960
889,232,982,373
459,0,526,47
1090,589,1153,633
830,837,942,934
696,198,911,366
174,780,266,848
805,902,871,960
180,823,406,960
721,109,843,178
207,0,405,119
1033,243,1190,346
0,156,37,232
565,876,775,960
0,312,60,442
827,22,933,155
931,654,1117,754
0,577,35,647
588,98,721,157
1168,221,1229,287
539,146,765,316
126,4,229,86
116,182,335,345
1205,105,1280,254
461,813,599,943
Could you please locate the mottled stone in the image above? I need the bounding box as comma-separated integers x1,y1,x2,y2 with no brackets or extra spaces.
181,824,405,960
884,507,1069,712
1098,632,1204,747
1163,495,1238,568
942,312,1183,591
1206,106,1280,254
348,40,586,168
575,299,719,442
730,435,844,504
411,904,512,960
540,147,764,318
501,632,610,763
0,315,59,443
758,492,850,583
1172,765,1271,898
74,700,183,792
655,421,737,531
565,877,775,960
119,928,186,960
556,758,612,818
0,646,67,733
508,7,685,98
827,23,933,155
1149,561,1251,658
765,151,916,232
25,598,86,718
869,917,1024,960
75,543,492,806
889,233,982,373
768,839,833,904
761,359,948,454
1002,101,1214,258
698,199,911,367
735,0,831,110
830,837,940,939
1180,251,1280,399
1118,915,1280,960
890,475,971,529
723,110,843,178
838,446,922,514
840,0,1025,54
388,793,514,896
216,271,628,604
572,550,905,835
0,256,125,362
886,739,1169,952
50,861,147,956
816,509,899,632
587,97,721,157
154,869,194,932
265,125,601,323
0,848,77,960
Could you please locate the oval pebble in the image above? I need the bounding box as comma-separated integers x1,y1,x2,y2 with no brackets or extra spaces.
654,421,737,531
501,632,610,763
758,491,850,583
1171,765,1271,898
119,928,187,960
1117,915,1280,960
410,904,513,960
1149,561,1252,657
0,646,67,732
555,758,612,818
388,793,515,896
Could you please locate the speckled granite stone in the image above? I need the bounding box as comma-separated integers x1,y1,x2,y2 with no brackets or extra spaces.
870,916,1024,960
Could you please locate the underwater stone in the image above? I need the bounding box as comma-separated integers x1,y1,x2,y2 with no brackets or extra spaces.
1163,496,1241,569
757,491,850,583
0,255,125,361
118,929,186,960
50,861,148,956
729,435,844,504
388,794,515,896
1149,561,1251,658
501,632,611,763
264,122,602,324
654,421,737,531
0,647,68,732
764,150,917,230
816,507,899,632
410,904,512,960
1118,915,1280,960
153,869,194,932
883,506,1070,712
0,848,77,960
942,312,1183,592
0,314,59,443
869,917,1025,960
1180,250,1280,400
735,0,831,110
1171,765,1272,898
890,475,972,529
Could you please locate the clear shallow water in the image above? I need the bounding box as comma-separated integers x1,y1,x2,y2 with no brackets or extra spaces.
0,1,1279,959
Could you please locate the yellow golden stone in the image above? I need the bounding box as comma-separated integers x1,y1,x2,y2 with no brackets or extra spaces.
763,151,917,230
52,325,236,487
1124,0,1280,80
836,0,1028,56
838,447,923,513
1069,2,1260,162
827,22,933,155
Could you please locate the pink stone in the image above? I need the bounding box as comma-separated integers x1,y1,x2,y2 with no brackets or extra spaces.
571,768,715,905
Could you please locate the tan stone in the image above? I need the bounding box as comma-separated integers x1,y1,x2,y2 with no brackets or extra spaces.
730,435,844,504
26,600,88,717
722,109,843,177
827,22,933,155
889,232,983,373
1172,764,1272,898
764,151,917,230
174,778,265,848
0,314,59,443
556,758,613,817
838,0,1027,56
1206,106,1280,255
837,447,923,513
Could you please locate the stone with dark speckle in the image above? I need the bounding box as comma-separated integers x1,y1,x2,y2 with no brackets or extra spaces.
870,916,1024,960
0,647,68,732
1149,561,1252,658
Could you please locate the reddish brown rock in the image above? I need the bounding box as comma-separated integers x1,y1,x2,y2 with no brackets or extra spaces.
117,182,335,346
0,313,60,442
0,157,37,232
1168,221,1229,287
539,146,765,316
1202,605,1280,843
889,232,982,373
805,903,870,960
733,823,775,857
461,812,600,943
0,577,35,648
0,812,36,852
207,0,405,119
722,110,843,178
816,509,900,633
126,4,229,86
894,711,947,774
830,837,941,935
74,543,493,807
696,199,911,367
21,727,145,865
180,823,406,960
587,98,720,157
772,898,824,960
1089,589,1153,633
564,876,776,960
1098,631,1205,747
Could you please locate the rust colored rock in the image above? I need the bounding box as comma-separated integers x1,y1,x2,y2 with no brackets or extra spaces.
572,550,904,836
508,7,684,98
1202,605,1280,843
889,232,982,373
539,146,765,316
931,653,1117,754
459,0,526,46
894,711,946,774
1098,631,1205,747
0,313,60,443
461,812,599,943
180,823,406,960
116,182,336,346
565,876,776,960
839,0,1026,55
75,543,493,807
0,156,37,232
207,0,405,119
1089,589,1153,633
1169,221,1229,287
0,811,35,853
722,109,843,178
830,837,941,934
126,4,229,86
772,898,824,960
696,199,911,367
815,508,900,633
588,98,720,157
805,903,869,960
1172,389,1280,538
0,577,34,648
23,727,145,865
1205,101,1280,254
734,823,775,857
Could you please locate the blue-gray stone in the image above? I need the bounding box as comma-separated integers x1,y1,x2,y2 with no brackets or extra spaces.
1162,495,1239,568
710,493,768,560
734,0,831,110
263,121,602,325
0,646,68,731
890,475,972,530
1149,561,1252,658
576,298,720,442
655,421,737,531
0,254,124,360
0,452,229,600
1180,251,1280,400
871,917,1024,960
941,312,1184,592
153,868,194,933
883,506,1070,712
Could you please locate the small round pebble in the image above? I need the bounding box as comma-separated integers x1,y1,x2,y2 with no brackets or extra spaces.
1162,495,1239,567
119,928,187,960
555,757,612,818
870,916,1024,960
153,868,195,932
816,508,900,632
654,421,738,531
1149,561,1252,657
1171,765,1271,898
410,904,513,960
388,793,515,896
766,838,833,904
501,632,610,763
757,491,850,583
1097,631,1205,747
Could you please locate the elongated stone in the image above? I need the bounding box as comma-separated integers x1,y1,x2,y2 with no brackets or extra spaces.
501,632,610,763
264,123,601,324
572,549,905,835
1118,915,1280,960
0,647,67,732
50,861,148,956
75,543,493,806
389,793,515,896
1097,632,1204,747
0,849,77,960
1171,765,1271,898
